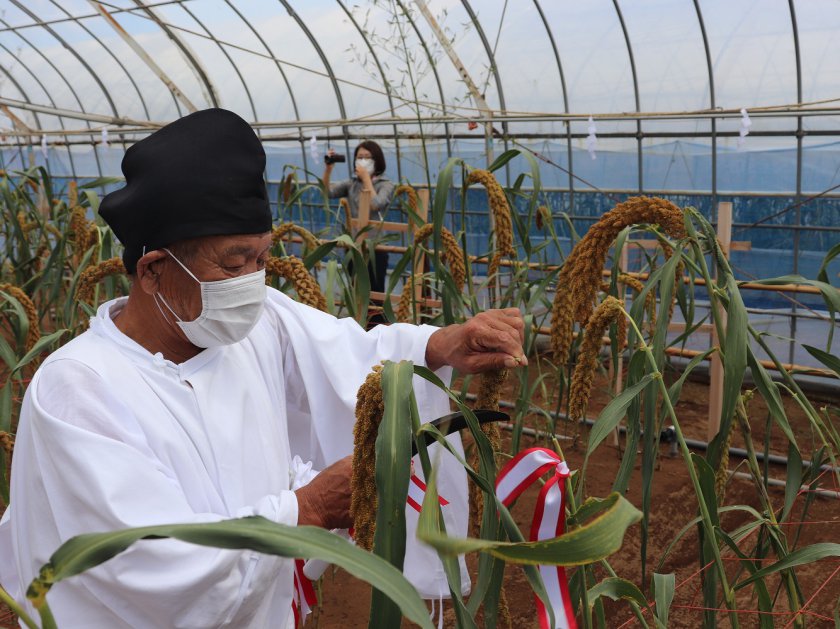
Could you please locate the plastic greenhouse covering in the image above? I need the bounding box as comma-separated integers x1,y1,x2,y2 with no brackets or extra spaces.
0,0,838,368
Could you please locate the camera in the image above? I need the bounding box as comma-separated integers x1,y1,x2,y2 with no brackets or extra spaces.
324,152,346,165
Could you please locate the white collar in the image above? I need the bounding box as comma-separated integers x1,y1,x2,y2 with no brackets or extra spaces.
89,297,222,377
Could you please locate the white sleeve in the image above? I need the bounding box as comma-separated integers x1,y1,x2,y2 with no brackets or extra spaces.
268,290,471,599
9,361,297,628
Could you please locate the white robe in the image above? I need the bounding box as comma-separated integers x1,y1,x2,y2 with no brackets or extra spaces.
0,288,469,628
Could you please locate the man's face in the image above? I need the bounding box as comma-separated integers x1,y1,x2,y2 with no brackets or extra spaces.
157,232,272,322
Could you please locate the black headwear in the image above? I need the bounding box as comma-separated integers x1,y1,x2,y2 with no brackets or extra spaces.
99,108,272,274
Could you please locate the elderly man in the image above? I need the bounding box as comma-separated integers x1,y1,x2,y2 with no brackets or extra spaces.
0,109,525,627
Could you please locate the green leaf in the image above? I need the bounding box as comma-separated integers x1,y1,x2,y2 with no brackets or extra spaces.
418,492,641,567
746,349,798,447
30,518,433,628
652,573,675,629
735,543,840,588
692,454,719,527
717,275,748,459
802,344,840,380
584,374,656,477
588,576,649,610
369,360,414,628
13,330,68,374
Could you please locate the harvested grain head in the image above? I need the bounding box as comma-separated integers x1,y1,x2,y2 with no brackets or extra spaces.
412,223,467,292
351,365,384,551
272,223,320,257
0,283,41,352
396,272,424,323
568,296,625,425
618,272,657,336
466,169,515,263
68,181,78,208
281,172,295,204
551,196,685,365
0,430,13,457
265,255,327,312
393,184,419,214
74,257,126,304
16,211,37,233
536,204,551,231
340,198,353,232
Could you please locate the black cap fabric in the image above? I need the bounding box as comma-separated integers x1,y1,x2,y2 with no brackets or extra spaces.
99,108,272,274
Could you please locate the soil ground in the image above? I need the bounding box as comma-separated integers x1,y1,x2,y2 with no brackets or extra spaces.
2,365,838,628
312,365,840,628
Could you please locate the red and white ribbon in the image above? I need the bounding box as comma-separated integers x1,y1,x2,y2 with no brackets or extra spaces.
496,447,576,629
292,558,317,628
296,472,448,624
407,473,449,513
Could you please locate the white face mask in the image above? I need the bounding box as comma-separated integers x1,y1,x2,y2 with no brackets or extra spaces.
155,248,266,348
355,158,375,176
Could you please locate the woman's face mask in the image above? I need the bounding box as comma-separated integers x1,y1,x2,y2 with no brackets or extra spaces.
355,157,375,176
154,248,266,348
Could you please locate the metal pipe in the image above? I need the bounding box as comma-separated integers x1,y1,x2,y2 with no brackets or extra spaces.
728,471,840,500
4,95,840,131
468,394,840,476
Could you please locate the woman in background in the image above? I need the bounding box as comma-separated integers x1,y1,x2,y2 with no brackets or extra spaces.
323,140,395,295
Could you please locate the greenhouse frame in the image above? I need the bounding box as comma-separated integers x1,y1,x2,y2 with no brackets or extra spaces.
1,0,839,367
1,2,839,628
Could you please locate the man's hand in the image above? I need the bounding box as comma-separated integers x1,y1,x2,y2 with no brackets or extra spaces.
295,456,353,529
425,308,527,373
356,164,374,191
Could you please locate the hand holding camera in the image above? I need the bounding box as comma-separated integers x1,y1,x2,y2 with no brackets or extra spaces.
324,149,345,166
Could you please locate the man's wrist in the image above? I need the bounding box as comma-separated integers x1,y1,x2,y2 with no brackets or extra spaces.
426,325,458,371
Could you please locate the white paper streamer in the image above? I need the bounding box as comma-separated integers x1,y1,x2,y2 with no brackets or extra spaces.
738,108,751,149
309,135,318,162
100,127,109,148
40,134,48,160
586,115,597,160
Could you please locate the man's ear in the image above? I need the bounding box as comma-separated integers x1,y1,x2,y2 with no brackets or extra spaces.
135,250,168,295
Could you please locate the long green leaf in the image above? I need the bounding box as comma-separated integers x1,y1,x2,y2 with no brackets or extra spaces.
802,344,840,380
29,517,433,629
735,543,840,588
369,360,414,628
418,492,641,566
583,374,656,477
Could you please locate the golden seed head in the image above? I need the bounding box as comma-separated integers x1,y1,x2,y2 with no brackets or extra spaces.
281,173,295,204
0,430,14,456
568,296,625,424
0,283,41,351
351,366,384,551
466,169,515,262
412,223,466,292
393,184,419,214
339,197,353,230
68,180,78,208
74,257,126,305
536,205,551,231
551,196,684,364
265,255,327,312
272,223,320,256
396,272,425,323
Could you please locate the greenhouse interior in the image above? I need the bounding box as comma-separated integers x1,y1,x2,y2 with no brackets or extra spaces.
0,1,838,627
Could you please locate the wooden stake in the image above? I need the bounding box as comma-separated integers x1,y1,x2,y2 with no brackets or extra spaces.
707,202,732,441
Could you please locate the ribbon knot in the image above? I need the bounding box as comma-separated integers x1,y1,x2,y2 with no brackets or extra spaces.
496,448,577,629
